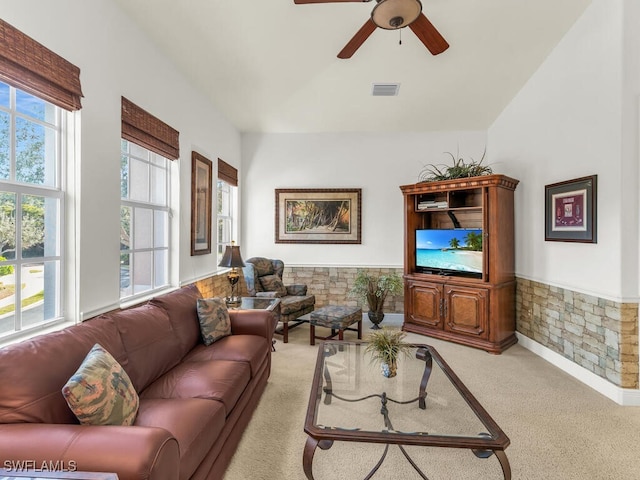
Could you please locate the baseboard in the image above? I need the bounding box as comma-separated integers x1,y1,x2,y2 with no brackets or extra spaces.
516,332,640,406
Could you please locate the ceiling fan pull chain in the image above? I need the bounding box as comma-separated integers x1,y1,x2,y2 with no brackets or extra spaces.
399,28,402,46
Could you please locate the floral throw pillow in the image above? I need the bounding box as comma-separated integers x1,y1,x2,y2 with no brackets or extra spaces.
197,297,232,346
259,274,287,297
62,343,139,426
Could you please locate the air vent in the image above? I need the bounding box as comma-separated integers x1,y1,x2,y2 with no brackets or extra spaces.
372,83,400,96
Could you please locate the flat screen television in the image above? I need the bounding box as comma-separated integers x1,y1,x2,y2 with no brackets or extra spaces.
415,228,483,279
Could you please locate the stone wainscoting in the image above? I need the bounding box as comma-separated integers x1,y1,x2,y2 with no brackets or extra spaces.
195,272,235,299
516,277,639,389
283,266,404,313
194,270,638,389
195,266,405,314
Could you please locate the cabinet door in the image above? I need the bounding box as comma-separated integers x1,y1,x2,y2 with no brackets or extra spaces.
408,281,443,329
444,285,488,338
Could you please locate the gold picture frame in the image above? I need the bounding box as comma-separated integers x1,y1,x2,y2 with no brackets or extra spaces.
275,188,362,244
191,151,212,255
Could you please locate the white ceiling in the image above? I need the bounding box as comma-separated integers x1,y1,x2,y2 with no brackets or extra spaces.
114,0,592,134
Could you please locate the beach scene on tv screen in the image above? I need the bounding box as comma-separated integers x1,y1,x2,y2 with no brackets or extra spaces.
416,229,483,273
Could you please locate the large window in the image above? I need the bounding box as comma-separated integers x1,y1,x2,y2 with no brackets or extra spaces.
217,159,238,263
0,82,64,339
120,140,170,299
119,97,178,301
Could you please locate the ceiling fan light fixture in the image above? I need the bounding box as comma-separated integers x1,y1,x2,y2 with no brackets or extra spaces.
371,0,422,30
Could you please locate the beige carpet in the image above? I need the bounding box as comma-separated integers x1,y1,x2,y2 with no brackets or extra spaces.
224,318,640,479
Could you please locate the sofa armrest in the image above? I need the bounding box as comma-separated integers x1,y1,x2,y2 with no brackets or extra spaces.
0,424,179,480
286,284,308,296
229,309,277,339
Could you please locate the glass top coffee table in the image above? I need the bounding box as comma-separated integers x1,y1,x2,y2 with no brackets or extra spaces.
230,296,281,313
303,341,511,479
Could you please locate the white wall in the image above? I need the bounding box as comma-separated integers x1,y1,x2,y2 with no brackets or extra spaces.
488,0,640,302
5,0,638,323
241,131,487,266
2,0,242,318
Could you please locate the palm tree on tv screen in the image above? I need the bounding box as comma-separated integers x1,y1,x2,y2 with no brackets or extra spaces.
464,231,483,251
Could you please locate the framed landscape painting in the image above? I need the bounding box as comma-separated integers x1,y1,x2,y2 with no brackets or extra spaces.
275,188,362,244
545,175,597,243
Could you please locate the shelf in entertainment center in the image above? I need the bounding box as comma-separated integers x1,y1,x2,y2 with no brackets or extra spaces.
416,206,482,212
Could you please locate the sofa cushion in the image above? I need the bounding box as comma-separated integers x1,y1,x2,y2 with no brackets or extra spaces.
183,335,269,377
0,315,126,424
197,298,232,345
280,295,316,315
149,284,202,357
135,398,226,480
259,274,287,297
141,360,250,413
109,304,184,392
62,343,139,426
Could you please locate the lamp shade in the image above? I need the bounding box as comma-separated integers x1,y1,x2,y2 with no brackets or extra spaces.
218,245,245,268
371,0,422,30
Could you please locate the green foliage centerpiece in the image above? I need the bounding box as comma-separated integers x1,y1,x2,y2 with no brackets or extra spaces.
365,328,412,378
418,149,492,182
348,270,403,329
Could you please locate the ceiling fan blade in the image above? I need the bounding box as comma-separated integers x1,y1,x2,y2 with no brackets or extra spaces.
409,13,449,55
294,0,365,3
338,19,377,59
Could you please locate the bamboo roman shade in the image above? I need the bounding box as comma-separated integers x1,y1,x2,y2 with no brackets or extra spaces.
0,19,83,111
121,97,180,160
218,159,238,186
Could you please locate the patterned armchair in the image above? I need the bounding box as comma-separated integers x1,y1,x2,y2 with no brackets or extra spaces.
242,257,315,343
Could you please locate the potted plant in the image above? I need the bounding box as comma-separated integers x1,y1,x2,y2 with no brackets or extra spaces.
418,149,492,182
349,270,403,329
365,328,412,378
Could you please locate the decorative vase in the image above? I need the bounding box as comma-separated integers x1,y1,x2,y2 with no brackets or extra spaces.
380,359,397,378
368,310,385,329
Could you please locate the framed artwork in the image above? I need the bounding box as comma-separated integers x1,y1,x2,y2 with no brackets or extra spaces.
191,151,212,255
545,175,597,243
275,188,362,244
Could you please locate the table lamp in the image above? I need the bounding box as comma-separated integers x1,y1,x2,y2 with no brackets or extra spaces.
218,241,245,305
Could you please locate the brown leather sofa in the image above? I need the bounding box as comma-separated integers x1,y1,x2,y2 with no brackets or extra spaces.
0,284,276,480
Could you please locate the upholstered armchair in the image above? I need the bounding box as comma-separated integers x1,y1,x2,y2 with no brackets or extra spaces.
242,257,315,343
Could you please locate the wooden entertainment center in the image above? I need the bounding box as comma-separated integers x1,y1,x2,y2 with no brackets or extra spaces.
400,174,519,354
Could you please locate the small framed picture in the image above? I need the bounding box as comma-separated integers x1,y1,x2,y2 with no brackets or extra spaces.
191,151,212,255
545,175,597,243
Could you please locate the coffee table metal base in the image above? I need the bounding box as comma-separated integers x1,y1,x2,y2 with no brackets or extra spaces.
303,343,511,480
303,435,511,480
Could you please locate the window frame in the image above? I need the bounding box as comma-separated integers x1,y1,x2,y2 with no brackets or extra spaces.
0,83,67,341
119,139,172,302
216,178,236,264
216,158,238,266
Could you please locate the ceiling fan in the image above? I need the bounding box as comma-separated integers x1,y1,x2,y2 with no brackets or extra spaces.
293,0,449,59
